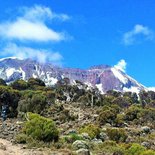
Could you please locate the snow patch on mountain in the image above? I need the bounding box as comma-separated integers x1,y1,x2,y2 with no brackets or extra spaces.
123,86,141,94
32,73,37,78
148,87,155,92
85,82,93,90
46,76,58,85
19,67,26,80
126,74,145,88
50,77,58,85
6,68,17,77
96,83,104,94
111,67,128,84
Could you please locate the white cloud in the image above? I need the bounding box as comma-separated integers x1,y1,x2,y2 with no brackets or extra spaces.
0,19,65,42
0,5,70,42
22,5,70,22
2,43,63,65
122,24,154,45
114,59,127,72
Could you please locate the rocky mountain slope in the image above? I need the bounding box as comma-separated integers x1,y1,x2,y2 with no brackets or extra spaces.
0,57,145,93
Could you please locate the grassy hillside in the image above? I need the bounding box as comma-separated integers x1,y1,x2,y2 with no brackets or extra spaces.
1,78,155,155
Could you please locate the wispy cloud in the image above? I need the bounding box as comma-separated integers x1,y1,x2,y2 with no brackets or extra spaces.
114,59,127,72
22,5,70,22
122,24,154,45
0,5,70,42
2,43,63,65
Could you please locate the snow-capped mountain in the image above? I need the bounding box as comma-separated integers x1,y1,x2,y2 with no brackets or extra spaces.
0,57,146,93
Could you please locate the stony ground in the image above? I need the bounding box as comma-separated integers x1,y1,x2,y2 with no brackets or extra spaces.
0,119,72,155
0,138,50,155
0,138,73,155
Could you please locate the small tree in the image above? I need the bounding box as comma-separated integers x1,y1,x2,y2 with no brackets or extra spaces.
10,80,28,90
23,113,59,142
0,78,7,86
106,128,127,143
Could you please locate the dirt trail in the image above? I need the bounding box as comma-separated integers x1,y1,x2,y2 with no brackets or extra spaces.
0,138,72,155
0,138,51,155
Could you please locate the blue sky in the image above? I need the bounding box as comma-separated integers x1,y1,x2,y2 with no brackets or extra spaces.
0,0,155,87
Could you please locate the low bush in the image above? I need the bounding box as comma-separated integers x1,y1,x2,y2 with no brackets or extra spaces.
15,133,27,144
18,92,47,114
23,112,59,142
92,140,125,154
98,109,116,125
63,133,83,143
141,150,155,155
79,124,101,139
126,143,146,155
115,114,125,127
106,128,128,143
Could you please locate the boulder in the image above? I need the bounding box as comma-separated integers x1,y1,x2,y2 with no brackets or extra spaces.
91,138,102,144
67,129,77,135
72,140,89,150
76,149,90,155
141,141,151,148
0,142,6,150
81,133,91,141
141,126,151,134
99,132,108,141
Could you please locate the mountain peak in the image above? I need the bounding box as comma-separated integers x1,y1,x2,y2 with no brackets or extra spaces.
89,64,111,70
0,57,21,61
0,57,148,93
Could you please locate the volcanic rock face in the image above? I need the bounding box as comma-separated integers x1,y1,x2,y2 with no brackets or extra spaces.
0,57,145,93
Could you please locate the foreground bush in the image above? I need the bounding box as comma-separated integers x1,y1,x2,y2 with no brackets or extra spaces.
79,124,101,139
15,133,27,144
92,140,125,154
106,128,127,143
141,150,155,155
0,86,20,117
126,143,146,155
63,133,83,143
23,112,59,142
18,91,47,114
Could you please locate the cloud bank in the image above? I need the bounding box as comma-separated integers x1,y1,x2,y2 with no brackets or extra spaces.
0,5,71,65
122,24,154,45
0,5,70,42
2,43,63,65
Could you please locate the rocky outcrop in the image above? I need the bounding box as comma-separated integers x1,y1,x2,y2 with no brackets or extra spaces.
72,140,89,150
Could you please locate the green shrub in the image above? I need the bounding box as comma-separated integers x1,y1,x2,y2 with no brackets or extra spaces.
141,150,155,155
0,86,20,117
10,80,28,90
98,110,116,125
63,133,83,143
0,78,7,86
15,133,27,144
18,92,47,114
115,114,125,127
28,78,45,88
125,105,143,122
106,128,127,143
79,124,101,139
126,143,146,155
93,140,125,154
23,112,59,142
